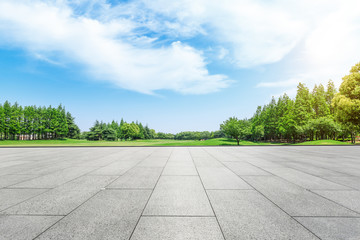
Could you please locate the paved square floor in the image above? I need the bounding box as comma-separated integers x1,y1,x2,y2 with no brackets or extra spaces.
1,146,360,240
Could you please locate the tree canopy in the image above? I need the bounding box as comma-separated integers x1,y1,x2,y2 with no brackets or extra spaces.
0,101,79,140
332,62,360,143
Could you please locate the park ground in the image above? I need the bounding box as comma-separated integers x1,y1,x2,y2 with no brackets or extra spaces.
0,146,359,239
0,138,356,147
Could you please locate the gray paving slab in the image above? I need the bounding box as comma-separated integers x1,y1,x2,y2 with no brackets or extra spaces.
244,158,283,168
36,189,151,240
90,160,138,175
189,148,209,158
168,152,193,162
143,176,214,216
295,217,360,240
280,162,347,177
0,160,31,169
0,215,62,240
130,216,224,240
162,160,198,176
3,175,117,215
193,157,223,167
108,167,162,189
205,149,242,162
10,163,71,176
197,167,252,189
331,167,360,177
162,165,198,175
312,190,360,213
0,146,360,239
323,176,360,190
207,190,318,240
222,161,270,175
11,166,97,188
262,167,350,190
0,188,48,211
0,174,39,188
243,176,358,216
137,157,168,167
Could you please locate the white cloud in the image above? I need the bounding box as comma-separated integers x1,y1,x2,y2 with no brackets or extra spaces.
138,0,306,67
1,0,359,95
136,0,360,91
256,78,301,88
261,1,360,92
0,0,230,94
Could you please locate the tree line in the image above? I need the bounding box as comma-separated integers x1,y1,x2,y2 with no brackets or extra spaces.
83,120,225,141
83,120,156,141
221,63,360,144
0,101,80,140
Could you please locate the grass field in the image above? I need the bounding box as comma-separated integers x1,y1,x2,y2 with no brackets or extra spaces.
0,138,354,147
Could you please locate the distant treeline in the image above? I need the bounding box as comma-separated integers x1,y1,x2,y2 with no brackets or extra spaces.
83,120,225,141
156,130,225,140
0,101,80,140
82,120,156,141
221,63,360,144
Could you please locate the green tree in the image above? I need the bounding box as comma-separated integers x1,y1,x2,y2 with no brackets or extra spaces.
0,104,4,139
66,112,80,139
326,80,337,114
294,83,313,125
120,122,140,140
102,127,117,141
312,84,329,117
220,117,248,145
332,62,360,143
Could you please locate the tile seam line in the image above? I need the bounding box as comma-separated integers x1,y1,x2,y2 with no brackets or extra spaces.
293,216,360,218
250,150,360,182
31,148,156,240
222,148,355,193
4,165,75,187
0,161,117,213
190,147,227,240
127,148,174,240
204,148,322,240
140,215,216,218
253,148,356,178
308,190,360,215
0,214,66,217
5,149,140,190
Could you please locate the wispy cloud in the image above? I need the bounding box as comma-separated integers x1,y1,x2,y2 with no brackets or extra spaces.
0,0,359,95
0,0,230,94
134,0,360,89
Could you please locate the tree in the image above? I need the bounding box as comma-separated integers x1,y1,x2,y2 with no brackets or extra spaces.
312,84,329,117
220,117,246,145
0,104,4,139
102,127,117,141
332,62,360,143
3,101,11,139
326,80,337,114
120,122,140,140
294,83,313,126
66,112,80,139
278,96,297,142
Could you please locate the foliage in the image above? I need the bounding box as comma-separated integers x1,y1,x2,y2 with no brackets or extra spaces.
220,117,250,145
332,62,360,143
222,63,360,144
85,119,156,141
0,101,79,140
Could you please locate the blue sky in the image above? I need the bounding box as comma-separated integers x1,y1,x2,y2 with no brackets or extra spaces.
0,0,359,133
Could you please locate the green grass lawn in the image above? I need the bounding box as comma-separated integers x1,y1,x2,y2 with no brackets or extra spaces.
294,139,351,145
0,138,354,147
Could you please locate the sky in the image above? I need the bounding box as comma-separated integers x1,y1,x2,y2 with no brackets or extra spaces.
0,0,359,133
